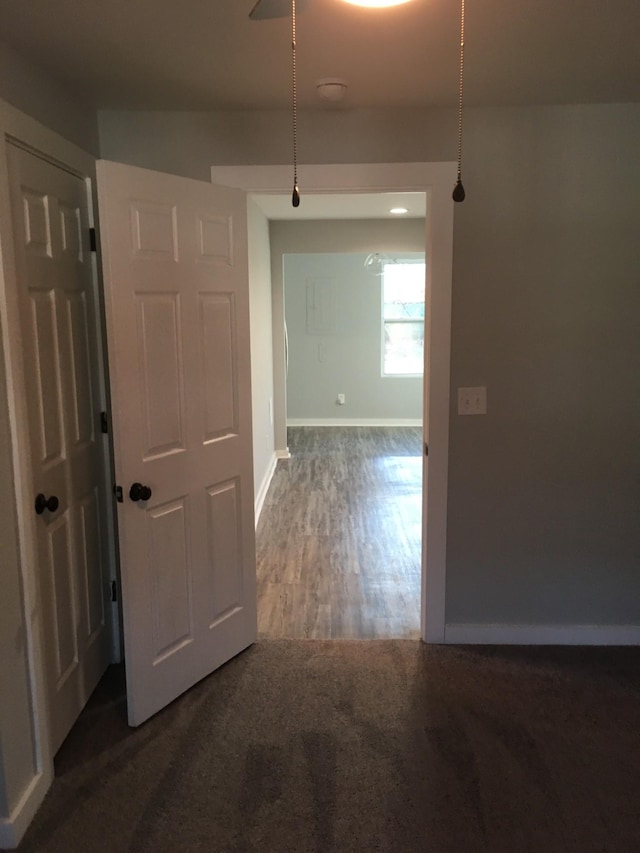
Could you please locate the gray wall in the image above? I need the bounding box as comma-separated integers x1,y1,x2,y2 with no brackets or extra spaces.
99,102,640,628
247,199,275,502
271,219,426,441
98,107,455,179
282,243,424,423
285,252,423,422
0,39,99,154
446,104,640,625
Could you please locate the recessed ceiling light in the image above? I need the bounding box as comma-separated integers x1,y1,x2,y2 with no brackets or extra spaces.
341,0,414,7
390,207,409,215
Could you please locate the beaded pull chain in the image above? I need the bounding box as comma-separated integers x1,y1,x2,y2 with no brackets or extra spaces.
291,0,300,207
452,0,466,203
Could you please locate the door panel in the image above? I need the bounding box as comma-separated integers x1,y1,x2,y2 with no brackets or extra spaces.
30,291,64,461
207,478,244,621
48,515,77,681
64,291,94,445
147,497,193,660
97,161,257,727
136,293,185,455
8,144,111,752
201,294,237,437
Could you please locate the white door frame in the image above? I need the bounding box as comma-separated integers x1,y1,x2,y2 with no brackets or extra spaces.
0,99,115,847
211,163,455,644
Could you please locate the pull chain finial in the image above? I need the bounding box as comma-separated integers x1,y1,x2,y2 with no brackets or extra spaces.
453,0,466,202
291,0,300,207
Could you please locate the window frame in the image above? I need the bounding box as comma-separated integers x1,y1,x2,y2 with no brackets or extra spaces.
380,258,426,378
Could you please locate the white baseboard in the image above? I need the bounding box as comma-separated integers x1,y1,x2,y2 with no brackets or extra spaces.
0,770,51,849
444,623,640,646
275,448,290,459
287,418,422,427
254,453,277,527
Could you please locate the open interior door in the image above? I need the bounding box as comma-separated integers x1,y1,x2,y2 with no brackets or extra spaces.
97,161,257,726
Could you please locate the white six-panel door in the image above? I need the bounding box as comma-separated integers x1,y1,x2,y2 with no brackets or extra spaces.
7,143,111,752
97,161,257,726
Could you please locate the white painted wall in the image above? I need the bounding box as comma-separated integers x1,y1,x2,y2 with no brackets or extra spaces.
283,249,424,423
246,199,276,519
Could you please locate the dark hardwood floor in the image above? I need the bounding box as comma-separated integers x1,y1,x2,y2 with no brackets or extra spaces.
256,426,423,639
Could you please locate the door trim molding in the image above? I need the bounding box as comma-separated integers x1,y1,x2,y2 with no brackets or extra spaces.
211,162,455,644
0,772,50,849
0,98,105,844
254,452,278,526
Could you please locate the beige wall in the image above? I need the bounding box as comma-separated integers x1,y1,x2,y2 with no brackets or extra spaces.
100,102,640,628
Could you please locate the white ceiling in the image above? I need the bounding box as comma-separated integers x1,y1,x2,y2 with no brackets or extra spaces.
0,0,639,111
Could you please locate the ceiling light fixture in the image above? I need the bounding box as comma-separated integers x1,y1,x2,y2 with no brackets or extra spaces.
316,77,348,102
341,0,414,7
389,207,408,215
364,252,395,275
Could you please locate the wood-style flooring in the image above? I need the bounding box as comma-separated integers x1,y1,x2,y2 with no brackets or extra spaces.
256,426,422,639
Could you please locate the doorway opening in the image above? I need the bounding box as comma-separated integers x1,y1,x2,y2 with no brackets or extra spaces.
261,244,426,639
216,160,456,644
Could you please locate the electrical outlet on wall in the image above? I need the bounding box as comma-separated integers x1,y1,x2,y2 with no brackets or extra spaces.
458,386,487,415
337,393,346,406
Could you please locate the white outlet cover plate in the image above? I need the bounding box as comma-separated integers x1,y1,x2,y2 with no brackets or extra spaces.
458,386,487,415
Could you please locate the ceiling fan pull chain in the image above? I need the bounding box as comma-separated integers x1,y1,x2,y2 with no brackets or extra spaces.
453,0,466,202
291,0,300,207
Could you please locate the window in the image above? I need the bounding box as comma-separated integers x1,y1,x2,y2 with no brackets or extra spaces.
382,261,426,376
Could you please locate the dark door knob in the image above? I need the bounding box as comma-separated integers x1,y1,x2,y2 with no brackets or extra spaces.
35,493,59,515
129,482,152,502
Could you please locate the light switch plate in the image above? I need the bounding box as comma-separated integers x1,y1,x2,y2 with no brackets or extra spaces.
458,386,487,415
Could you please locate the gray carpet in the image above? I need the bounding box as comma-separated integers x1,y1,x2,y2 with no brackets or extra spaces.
16,641,640,852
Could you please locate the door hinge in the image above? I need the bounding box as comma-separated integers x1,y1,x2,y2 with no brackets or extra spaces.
89,227,97,252
424,443,429,456
113,484,123,503
100,411,108,434
110,580,117,602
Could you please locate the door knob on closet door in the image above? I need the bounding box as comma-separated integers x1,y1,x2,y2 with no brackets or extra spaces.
35,493,59,515
129,482,152,502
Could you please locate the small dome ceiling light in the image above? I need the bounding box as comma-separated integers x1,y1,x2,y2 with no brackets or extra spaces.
389,207,409,215
316,78,348,103
341,0,414,7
